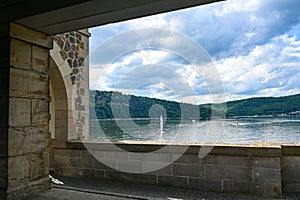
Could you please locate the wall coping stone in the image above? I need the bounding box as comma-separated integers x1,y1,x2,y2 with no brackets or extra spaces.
282,144,300,156
61,140,284,157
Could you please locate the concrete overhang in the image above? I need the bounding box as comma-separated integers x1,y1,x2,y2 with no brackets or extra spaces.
1,0,223,35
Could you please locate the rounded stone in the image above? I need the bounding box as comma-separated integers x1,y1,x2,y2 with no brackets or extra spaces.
70,36,76,44
64,42,71,52
73,59,78,68
67,59,73,68
59,50,68,60
73,68,79,74
56,37,64,49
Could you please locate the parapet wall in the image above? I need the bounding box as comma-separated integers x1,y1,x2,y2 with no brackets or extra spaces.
50,142,300,198
282,145,300,194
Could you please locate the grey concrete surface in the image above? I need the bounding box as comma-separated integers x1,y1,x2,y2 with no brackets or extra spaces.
22,188,134,200
21,174,300,200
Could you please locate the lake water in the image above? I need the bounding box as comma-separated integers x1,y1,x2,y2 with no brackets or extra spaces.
89,116,300,144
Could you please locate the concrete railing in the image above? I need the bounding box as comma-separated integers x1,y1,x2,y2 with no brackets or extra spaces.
50,140,300,198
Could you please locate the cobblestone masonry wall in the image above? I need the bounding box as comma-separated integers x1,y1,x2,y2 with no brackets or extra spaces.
50,142,296,198
5,23,52,200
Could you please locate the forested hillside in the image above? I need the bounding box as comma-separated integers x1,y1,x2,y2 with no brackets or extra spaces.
225,94,300,116
90,91,213,120
90,91,300,119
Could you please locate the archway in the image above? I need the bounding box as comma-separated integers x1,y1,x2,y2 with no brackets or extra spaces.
49,57,68,142
49,30,90,142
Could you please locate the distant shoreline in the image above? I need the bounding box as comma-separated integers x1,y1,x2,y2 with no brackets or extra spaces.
90,115,300,122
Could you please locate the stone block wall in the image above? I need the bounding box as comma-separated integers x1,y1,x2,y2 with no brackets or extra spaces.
282,145,300,193
51,142,284,198
0,23,52,200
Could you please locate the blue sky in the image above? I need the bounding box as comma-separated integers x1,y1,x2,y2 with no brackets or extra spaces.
89,0,300,104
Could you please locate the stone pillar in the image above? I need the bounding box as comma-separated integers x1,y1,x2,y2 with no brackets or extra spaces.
0,23,52,200
50,30,90,141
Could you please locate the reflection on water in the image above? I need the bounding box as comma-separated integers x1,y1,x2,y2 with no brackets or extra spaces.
89,116,300,144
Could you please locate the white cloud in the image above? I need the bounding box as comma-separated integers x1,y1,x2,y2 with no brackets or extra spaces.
214,0,260,16
216,34,300,100
89,0,300,103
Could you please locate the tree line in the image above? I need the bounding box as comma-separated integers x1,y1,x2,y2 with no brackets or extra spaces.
90,91,300,120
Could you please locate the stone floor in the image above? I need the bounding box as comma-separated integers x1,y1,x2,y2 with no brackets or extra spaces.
22,188,133,200
22,174,300,200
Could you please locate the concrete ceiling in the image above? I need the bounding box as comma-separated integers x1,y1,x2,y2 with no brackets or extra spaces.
1,0,223,35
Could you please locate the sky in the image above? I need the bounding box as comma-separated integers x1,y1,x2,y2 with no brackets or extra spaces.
89,0,300,104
